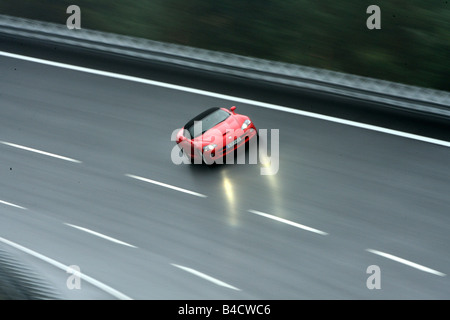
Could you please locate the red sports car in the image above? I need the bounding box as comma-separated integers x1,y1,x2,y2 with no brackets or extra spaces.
176,106,257,165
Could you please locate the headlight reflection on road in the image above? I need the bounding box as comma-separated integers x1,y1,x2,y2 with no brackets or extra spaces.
259,153,277,176
223,177,234,203
222,171,238,226
259,154,283,218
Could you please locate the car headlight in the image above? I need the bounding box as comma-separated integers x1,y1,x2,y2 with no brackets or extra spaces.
203,144,217,152
241,119,252,130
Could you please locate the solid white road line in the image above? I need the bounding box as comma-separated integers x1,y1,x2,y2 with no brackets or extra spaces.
0,140,82,163
1,51,449,148
248,209,329,236
366,249,446,277
0,236,133,300
64,223,137,248
0,200,27,210
126,174,207,198
171,263,241,291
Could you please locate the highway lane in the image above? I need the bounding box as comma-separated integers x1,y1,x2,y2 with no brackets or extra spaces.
0,47,449,299
2,34,450,142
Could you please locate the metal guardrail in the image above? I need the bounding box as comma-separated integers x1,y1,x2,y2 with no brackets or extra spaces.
0,14,449,117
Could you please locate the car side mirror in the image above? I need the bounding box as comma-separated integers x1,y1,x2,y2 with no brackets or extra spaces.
230,106,237,114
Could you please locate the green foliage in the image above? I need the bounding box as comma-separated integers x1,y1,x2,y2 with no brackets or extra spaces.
1,0,448,90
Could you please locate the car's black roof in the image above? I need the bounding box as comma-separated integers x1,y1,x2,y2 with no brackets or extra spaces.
183,107,221,129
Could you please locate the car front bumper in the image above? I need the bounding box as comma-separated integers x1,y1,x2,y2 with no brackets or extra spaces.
203,127,258,164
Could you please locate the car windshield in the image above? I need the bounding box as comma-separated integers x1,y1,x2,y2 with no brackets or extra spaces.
186,108,230,138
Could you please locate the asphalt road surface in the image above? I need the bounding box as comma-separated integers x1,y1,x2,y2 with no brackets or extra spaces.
0,37,449,300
